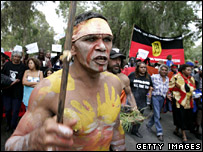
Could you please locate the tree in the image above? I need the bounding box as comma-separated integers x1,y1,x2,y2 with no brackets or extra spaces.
1,1,54,53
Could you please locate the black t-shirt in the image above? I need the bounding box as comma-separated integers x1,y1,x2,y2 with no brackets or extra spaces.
128,72,153,110
2,61,27,100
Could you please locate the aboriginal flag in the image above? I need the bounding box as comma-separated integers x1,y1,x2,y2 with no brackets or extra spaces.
129,25,185,64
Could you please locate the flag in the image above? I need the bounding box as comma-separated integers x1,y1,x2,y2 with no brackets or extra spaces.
129,25,185,64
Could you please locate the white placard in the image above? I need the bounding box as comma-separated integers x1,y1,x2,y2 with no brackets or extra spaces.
52,44,62,52
25,42,39,54
54,33,65,41
13,45,22,52
1,48,4,53
137,49,149,59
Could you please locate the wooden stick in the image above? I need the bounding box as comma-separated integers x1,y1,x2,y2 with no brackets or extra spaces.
57,1,77,123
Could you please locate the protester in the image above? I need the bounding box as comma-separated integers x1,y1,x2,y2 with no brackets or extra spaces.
128,57,135,67
128,62,153,138
22,58,43,110
166,55,174,69
51,52,63,71
169,64,196,143
5,12,126,151
1,49,10,69
107,48,137,108
146,64,170,142
44,68,54,77
170,64,178,75
37,48,52,74
45,51,52,68
1,51,27,133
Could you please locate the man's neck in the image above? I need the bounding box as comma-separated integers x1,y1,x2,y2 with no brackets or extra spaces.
70,59,101,84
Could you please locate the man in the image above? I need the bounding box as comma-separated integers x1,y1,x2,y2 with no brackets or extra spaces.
5,12,126,151
169,64,196,143
146,64,170,142
128,62,153,138
2,51,27,132
107,48,137,108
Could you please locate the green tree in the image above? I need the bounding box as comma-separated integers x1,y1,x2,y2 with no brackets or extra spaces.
1,1,54,53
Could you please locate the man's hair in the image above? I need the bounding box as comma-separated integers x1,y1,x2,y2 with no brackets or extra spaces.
158,64,169,73
74,11,107,27
11,51,22,58
26,57,41,70
135,62,149,79
178,64,191,73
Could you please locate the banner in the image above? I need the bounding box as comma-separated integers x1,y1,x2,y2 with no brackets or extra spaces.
129,25,185,64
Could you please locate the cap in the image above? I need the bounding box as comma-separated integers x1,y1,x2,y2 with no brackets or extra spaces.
186,61,194,66
194,60,199,63
110,48,125,59
171,65,177,68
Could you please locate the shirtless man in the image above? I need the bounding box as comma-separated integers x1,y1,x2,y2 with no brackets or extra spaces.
107,48,137,109
5,12,126,151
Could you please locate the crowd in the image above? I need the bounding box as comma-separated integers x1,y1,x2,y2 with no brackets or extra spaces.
1,11,202,151
1,48,59,132
122,54,202,143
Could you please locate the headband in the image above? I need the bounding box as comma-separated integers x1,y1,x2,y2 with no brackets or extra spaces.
72,18,113,42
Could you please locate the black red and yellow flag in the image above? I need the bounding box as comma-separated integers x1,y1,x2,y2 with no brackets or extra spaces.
129,25,185,64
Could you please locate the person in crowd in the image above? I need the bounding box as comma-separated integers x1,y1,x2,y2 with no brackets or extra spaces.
193,65,202,139
128,57,135,67
45,51,52,68
186,61,195,76
107,48,137,108
194,60,199,68
128,62,153,138
166,55,174,69
1,51,27,133
170,64,178,75
146,64,170,142
37,48,52,74
44,68,54,77
163,64,178,113
22,58,43,110
1,49,10,69
5,11,126,151
51,52,63,71
169,64,196,143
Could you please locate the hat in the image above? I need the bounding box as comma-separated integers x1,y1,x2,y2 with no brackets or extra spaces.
1,48,9,59
186,61,194,66
110,48,125,59
171,65,177,68
194,60,199,63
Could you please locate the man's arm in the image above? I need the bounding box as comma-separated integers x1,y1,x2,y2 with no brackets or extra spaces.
121,74,137,109
5,79,77,151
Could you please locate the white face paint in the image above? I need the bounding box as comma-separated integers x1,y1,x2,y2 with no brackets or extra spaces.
74,34,112,73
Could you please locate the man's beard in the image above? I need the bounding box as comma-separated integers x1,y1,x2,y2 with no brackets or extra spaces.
111,64,121,74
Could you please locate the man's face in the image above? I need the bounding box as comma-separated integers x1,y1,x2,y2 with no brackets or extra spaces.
108,57,121,74
138,63,147,75
182,67,192,77
160,66,168,77
12,55,21,64
73,34,113,72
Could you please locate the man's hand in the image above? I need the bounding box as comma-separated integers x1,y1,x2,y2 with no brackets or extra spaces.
35,116,77,151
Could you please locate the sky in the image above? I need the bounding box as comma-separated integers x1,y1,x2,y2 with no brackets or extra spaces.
37,1,202,46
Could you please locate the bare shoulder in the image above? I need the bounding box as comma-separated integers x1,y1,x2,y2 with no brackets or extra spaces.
117,73,130,86
101,71,122,91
